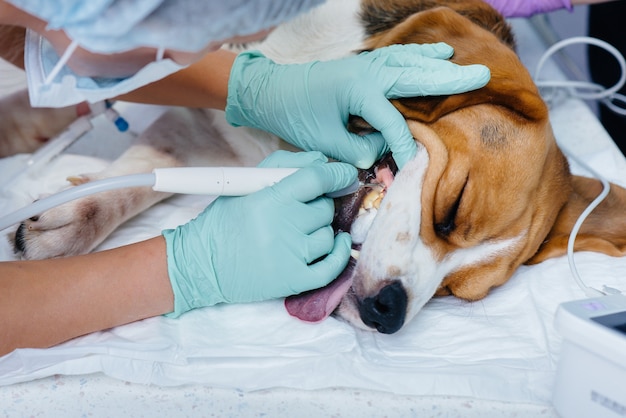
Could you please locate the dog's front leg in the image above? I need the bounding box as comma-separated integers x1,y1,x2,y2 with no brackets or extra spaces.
11,108,198,260
13,140,183,259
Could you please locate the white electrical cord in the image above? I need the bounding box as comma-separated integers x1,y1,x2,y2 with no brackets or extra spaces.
534,36,626,113
534,36,625,297
559,147,614,297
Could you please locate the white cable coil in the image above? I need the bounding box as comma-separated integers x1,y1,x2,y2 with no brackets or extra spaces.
534,35,625,296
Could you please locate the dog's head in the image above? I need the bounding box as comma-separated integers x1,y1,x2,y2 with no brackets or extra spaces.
286,1,626,333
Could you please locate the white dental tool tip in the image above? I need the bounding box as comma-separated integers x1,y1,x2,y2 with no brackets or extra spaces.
324,178,361,198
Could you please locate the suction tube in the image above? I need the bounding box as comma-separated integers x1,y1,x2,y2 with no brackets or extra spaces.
0,167,360,231
0,173,155,232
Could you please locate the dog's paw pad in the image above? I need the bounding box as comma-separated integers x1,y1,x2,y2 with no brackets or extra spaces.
67,174,91,185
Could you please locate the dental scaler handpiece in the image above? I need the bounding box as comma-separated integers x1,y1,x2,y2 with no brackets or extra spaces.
0,167,361,231
151,167,360,198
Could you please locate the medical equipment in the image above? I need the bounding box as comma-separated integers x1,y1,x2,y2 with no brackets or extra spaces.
25,29,186,108
532,30,624,289
533,36,624,297
534,36,626,115
0,167,362,231
531,14,626,116
552,294,626,418
2,101,128,190
531,30,626,417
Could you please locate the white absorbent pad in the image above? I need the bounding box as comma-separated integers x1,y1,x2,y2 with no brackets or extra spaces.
1,95,626,405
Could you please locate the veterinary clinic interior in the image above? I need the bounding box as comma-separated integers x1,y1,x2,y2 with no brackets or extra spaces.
1,1,625,417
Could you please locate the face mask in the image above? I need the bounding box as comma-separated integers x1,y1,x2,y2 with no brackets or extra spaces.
11,0,325,54
24,29,186,107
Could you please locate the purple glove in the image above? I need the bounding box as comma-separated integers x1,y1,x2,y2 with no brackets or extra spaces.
482,0,572,17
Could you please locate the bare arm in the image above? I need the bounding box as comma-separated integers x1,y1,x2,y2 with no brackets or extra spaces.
0,236,174,356
0,25,25,69
114,48,237,110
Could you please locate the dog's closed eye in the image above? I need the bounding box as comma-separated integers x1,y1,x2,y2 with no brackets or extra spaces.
434,180,467,238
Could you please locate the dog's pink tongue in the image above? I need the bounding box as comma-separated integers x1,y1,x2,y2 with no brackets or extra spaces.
375,165,394,189
285,262,354,323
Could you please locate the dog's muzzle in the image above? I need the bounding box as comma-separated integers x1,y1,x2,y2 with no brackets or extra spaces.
285,154,404,331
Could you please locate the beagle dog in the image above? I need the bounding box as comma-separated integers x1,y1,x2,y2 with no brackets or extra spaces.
2,0,626,334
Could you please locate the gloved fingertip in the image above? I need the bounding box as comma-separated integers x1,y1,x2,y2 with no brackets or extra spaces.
258,150,328,168
308,231,352,287
393,42,454,58
329,161,359,190
335,231,353,252
465,64,491,88
344,131,387,169
353,156,378,170
428,42,454,58
391,152,405,170
337,143,382,169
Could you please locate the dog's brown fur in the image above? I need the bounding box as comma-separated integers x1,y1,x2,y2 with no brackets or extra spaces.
366,0,626,263
350,0,626,301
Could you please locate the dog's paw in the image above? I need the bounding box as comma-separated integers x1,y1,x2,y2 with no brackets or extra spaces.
14,194,115,260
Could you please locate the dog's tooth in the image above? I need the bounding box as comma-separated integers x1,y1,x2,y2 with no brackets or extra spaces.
362,188,382,209
350,248,361,259
373,193,384,209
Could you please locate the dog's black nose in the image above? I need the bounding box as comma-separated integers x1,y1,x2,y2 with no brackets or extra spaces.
359,281,407,334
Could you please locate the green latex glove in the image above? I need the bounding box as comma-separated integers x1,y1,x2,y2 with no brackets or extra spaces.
226,43,490,169
163,151,357,318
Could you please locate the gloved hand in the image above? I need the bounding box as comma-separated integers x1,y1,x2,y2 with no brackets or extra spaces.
482,0,572,17
163,150,357,318
226,43,490,169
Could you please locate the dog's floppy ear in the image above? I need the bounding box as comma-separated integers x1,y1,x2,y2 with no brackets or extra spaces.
528,176,626,264
365,6,548,123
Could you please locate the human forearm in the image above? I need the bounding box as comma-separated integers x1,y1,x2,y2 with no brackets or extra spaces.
0,25,25,69
115,48,236,109
0,236,173,356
